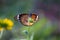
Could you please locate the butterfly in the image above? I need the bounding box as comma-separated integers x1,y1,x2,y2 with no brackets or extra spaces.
14,13,38,26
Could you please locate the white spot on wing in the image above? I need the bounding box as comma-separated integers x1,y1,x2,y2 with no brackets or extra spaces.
17,14,19,20
34,15,38,22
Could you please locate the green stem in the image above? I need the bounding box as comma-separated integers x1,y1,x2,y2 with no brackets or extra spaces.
27,27,34,40
30,32,34,40
0,29,4,39
27,35,30,40
27,27,30,40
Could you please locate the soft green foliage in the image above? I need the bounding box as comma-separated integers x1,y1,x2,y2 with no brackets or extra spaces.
0,0,59,40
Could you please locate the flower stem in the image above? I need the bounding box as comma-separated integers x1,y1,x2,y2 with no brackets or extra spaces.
0,29,4,39
27,27,31,40
30,32,34,40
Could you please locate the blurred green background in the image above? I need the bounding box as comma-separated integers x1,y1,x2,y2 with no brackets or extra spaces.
0,0,60,40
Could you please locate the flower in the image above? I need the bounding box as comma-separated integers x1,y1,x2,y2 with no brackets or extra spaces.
28,17,34,26
0,18,14,31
